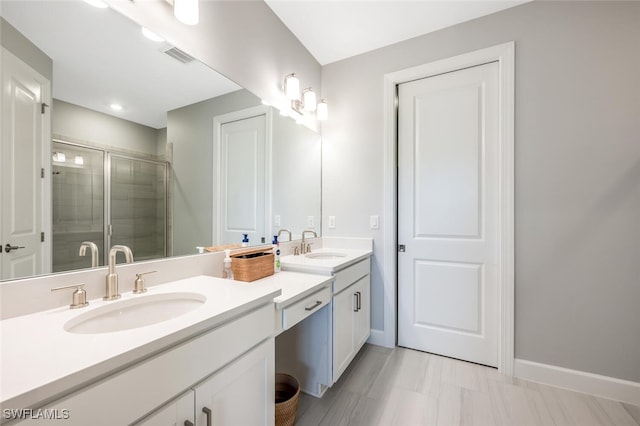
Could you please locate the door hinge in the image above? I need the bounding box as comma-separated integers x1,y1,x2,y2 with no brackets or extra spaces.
398,244,406,252
41,232,45,242
41,102,49,114
41,168,45,178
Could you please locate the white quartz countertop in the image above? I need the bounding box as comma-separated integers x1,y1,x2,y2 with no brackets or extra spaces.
0,276,281,411
243,271,333,309
280,248,373,275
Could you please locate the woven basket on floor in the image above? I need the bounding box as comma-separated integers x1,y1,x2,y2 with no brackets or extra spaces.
275,373,300,426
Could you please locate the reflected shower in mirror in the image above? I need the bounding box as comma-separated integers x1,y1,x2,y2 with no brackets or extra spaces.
0,1,321,281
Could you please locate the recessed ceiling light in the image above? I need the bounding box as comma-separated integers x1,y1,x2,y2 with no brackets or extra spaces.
141,27,164,42
83,0,109,9
110,103,123,111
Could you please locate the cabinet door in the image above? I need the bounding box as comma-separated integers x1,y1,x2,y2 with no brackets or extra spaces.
195,339,274,426
332,285,357,381
353,275,371,351
135,391,195,426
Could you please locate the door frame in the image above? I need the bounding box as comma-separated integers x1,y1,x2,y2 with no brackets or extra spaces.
383,42,515,374
212,105,272,246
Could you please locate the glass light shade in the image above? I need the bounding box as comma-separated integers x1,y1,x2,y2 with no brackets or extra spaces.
303,88,317,112
53,152,66,163
74,156,84,165
316,99,328,121
284,74,300,100
174,0,199,26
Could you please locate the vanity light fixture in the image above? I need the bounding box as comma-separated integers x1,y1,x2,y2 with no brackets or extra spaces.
174,0,199,26
316,99,328,121
282,73,328,120
141,27,165,42
83,0,108,9
303,88,317,112
52,152,66,163
75,156,84,166
284,73,300,100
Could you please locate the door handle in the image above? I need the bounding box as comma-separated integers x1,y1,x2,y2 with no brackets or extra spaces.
4,244,26,253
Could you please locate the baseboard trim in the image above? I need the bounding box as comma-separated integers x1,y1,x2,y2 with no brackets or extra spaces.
514,358,640,406
367,329,390,347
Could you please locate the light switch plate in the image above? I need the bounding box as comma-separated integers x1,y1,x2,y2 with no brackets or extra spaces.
328,216,336,229
370,215,379,229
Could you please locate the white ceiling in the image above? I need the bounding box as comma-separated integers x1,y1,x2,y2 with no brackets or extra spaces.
265,0,530,65
0,0,240,129
0,1,530,128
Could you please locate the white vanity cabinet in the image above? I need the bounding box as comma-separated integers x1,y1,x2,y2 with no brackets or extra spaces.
332,259,371,382
11,304,275,426
136,391,195,426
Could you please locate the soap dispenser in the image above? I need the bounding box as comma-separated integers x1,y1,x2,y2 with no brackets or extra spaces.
223,249,234,280
273,235,281,273
241,234,249,247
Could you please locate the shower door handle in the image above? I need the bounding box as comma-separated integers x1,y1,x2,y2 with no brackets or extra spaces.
5,244,25,253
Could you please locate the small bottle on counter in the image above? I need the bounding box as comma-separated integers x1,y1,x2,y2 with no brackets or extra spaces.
241,234,249,247
222,249,234,280
273,235,281,273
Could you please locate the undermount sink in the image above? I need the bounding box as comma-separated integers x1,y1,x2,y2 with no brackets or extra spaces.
305,252,348,260
64,292,206,334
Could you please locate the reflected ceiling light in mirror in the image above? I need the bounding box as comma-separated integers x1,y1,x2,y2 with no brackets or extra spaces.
284,73,300,100
141,27,165,42
316,99,328,121
75,156,85,166
174,0,199,26
52,152,66,163
83,0,108,9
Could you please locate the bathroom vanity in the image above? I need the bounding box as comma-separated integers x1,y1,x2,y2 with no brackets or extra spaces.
0,238,372,425
0,277,280,425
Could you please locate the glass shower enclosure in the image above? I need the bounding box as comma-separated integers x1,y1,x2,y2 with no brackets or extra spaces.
52,140,168,272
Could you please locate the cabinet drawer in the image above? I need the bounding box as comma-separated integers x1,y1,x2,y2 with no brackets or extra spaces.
282,286,331,331
333,258,370,294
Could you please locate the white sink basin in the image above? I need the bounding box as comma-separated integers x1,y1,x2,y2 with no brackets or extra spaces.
65,292,206,334
305,252,348,260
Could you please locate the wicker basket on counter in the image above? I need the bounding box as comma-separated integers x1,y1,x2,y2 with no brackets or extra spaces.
230,247,274,282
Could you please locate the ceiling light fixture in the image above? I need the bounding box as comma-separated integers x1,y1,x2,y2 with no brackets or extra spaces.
174,0,199,26
83,0,108,9
141,27,164,42
110,103,123,111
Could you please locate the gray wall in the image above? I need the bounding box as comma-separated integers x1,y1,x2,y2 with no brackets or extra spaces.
0,17,52,80
167,89,261,256
321,1,640,382
52,100,161,156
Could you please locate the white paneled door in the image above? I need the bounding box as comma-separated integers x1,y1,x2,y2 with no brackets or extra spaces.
397,62,500,367
220,115,267,245
1,48,50,280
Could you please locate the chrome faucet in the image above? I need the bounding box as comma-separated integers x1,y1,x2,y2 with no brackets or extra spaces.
300,229,317,255
277,228,292,242
104,245,134,301
79,241,99,268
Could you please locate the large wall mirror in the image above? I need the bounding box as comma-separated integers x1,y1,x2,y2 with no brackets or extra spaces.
0,0,321,281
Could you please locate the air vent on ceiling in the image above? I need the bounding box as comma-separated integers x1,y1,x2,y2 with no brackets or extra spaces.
163,46,195,64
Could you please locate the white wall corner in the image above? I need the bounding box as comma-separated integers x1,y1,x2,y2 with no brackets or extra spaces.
367,329,389,347
514,358,640,406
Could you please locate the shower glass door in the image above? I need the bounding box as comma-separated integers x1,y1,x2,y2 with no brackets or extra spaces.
52,142,105,272
51,140,168,272
108,155,167,262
